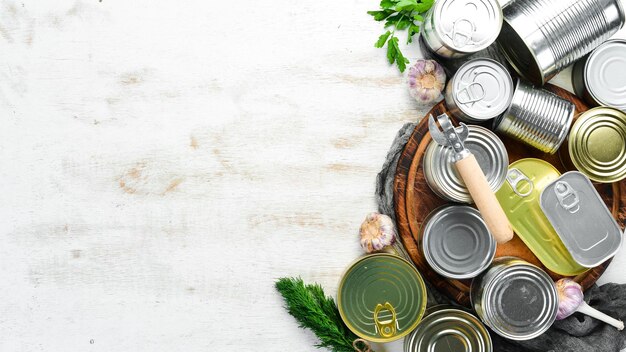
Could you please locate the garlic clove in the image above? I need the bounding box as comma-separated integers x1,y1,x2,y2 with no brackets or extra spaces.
359,212,397,254
555,278,624,330
407,59,446,106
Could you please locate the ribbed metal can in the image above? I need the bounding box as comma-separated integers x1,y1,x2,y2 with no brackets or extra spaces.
420,206,496,279
572,39,626,112
424,125,508,203
445,58,514,123
493,80,575,154
497,0,625,85
568,107,626,183
470,257,558,341
421,0,502,58
404,306,492,352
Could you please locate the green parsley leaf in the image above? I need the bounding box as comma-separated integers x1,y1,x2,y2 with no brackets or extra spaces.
395,0,418,11
379,0,398,9
388,36,409,72
375,30,392,48
386,36,397,65
367,9,394,21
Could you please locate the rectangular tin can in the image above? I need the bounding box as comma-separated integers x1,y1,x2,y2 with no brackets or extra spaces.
540,171,623,267
493,80,575,154
470,257,558,341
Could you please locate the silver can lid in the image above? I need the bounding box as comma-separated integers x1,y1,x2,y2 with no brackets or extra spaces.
404,306,492,352
451,58,514,121
424,125,508,203
584,39,626,112
482,261,558,340
433,0,503,54
422,206,496,279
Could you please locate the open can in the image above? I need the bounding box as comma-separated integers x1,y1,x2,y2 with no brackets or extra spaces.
421,0,502,59
572,39,626,112
404,306,492,352
337,253,427,343
445,58,514,123
420,206,496,279
471,257,558,340
424,125,508,203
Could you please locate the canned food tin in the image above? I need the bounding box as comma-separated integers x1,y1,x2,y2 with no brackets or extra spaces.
540,172,623,267
494,159,588,276
497,0,625,85
568,107,626,183
404,306,492,352
494,80,575,154
471,257,558,341
420,206,496,279
424,125,508,203
421,0,503,59
572,39,626,112
337,253,427,343
445,58,514,123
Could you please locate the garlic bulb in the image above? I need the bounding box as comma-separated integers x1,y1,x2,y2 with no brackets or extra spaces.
555,278,624,330
407,60,446,105
359,213,396,253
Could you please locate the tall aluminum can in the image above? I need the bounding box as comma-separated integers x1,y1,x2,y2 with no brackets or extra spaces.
497,0,625,85
421,0,502,58
493,80,575,154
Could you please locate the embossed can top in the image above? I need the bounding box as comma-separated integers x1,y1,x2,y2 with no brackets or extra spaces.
450,58,514,121
584,39,626,112
433,0,503,54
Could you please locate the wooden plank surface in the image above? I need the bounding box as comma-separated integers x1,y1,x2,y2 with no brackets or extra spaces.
0,1,624,351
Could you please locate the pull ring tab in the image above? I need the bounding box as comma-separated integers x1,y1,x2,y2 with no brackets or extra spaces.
554,181,580,213
457,82,486,105
373,302,397,338
451,18,476,48
507,168,533,198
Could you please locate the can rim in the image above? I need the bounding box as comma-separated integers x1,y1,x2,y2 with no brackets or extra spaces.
337,253,428,343
583,39,626,110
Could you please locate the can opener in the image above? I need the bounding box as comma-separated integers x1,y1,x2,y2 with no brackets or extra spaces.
428,113,513,244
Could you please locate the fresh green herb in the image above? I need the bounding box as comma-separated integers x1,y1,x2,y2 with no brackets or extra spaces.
276,277,366,352
368,0,434,72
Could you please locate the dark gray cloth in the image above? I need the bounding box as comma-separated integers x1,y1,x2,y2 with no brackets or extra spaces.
375,123,626,352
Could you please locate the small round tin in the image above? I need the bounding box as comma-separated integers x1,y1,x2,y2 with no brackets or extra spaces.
420,206,496,279
568,107,626,183
572,39,626,112
493,79,575,154
445,58,514,123
471,257,558,341
337,253,427,343
424,125,508,203
404,306,492,352
421,0,503,59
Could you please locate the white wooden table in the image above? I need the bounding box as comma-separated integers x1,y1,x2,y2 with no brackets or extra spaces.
1,1,625,351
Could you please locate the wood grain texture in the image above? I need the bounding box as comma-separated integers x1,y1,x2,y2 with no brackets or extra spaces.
0,1,624,352
394,84,626,307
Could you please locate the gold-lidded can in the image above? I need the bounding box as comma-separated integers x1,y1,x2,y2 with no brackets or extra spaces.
404,306,493,352
337,253,427,343
568,107,626,183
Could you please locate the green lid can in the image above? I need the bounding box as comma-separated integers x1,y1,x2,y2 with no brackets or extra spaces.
569,107,626,183
404,306,492,352
337,253,427,343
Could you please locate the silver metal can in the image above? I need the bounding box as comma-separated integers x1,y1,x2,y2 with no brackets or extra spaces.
498,0,625,85
424,125,508,203
420,206,496,279
572,39,626,112
421,0,503,59
493,80,575,154
404,306,492,352
445,58,514,123
470,257,558,341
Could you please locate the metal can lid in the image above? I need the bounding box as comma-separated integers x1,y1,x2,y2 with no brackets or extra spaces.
404,306,492,352
451,58,514,121
433,0,502,54
425,125,508,203
337,254,427,343
584,39,626,112
422,206,496,279
481,260,557,340
569,107,626,183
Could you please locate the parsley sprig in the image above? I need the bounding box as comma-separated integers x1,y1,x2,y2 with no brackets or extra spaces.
368,0,434,72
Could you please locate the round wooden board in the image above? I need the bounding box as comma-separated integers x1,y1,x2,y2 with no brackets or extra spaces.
393,84,626,307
